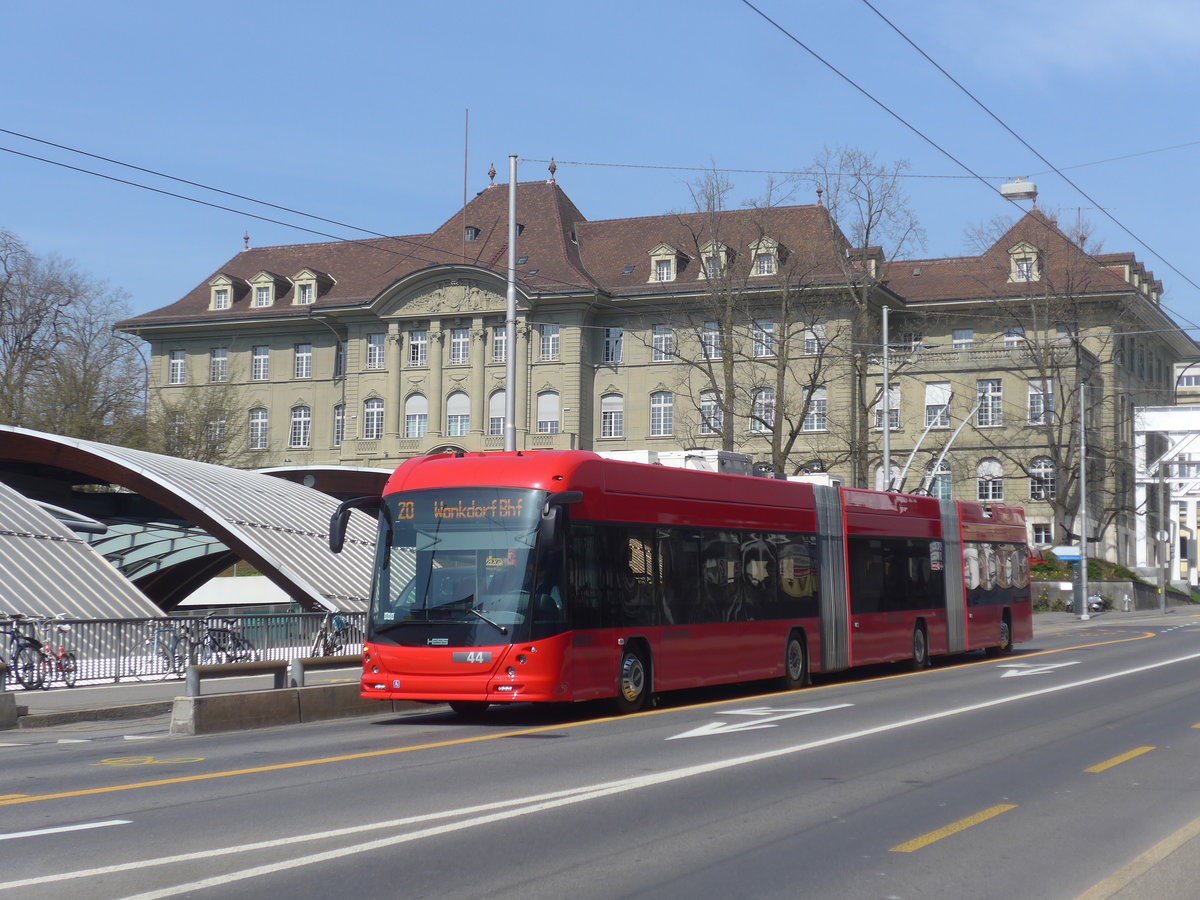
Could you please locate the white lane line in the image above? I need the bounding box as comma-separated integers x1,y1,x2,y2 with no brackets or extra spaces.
0,820,130,842
6,648,1200,897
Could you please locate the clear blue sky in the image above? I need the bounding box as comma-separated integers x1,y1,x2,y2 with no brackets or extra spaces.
4,0,1199,335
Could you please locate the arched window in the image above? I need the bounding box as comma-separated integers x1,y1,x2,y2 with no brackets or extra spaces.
446,392,470,437
488,391,506,436
750,388,774,433
601,393,624,438
649,391,673,436
1030,457,1056,500
248,408,268,450
288,406,311,448
874,462,902,492
404,394,428,438
977,458,1004,502
927,461,952,500
536,391,560,434
362,398,384,441
802,387,827,432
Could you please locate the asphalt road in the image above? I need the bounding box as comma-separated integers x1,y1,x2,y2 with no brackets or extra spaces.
3,612,1200,899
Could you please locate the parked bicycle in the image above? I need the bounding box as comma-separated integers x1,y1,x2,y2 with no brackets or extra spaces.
198,616,258,664
310,613,353,657
33,615,77,689
142,618,193,677
0,613,46,690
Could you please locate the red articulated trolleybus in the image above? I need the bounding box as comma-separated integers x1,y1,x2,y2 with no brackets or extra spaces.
329,450,1032,716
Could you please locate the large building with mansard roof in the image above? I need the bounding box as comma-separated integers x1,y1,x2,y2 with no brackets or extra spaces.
119,172,1196,572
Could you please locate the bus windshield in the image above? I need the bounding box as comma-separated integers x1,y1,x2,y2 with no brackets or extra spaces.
369,487,550,646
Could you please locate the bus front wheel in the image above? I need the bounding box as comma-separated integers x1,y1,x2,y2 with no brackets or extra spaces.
783,632,807,689
614,647,649,714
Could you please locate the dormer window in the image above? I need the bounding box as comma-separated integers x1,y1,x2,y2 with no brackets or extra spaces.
749,236,781,277
699,241,731,280
465,226,481,242
207,274,246,311
648,242,683,283
1008,241,1042,283
289,268,333,306
249,271,286,308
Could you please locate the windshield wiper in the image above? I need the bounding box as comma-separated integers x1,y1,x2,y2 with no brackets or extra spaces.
468,607,508,635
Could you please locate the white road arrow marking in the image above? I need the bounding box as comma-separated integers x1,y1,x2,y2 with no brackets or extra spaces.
667,704,853,740
997,661,1080,678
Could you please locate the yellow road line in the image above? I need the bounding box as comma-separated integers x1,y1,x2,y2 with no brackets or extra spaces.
1085,746,1155,773
890,804,1017,853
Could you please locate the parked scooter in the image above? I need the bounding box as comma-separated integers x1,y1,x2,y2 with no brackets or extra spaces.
1086,593,1105,613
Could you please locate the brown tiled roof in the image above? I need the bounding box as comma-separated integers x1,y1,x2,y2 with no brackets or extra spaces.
119,183,857,330
889,210,1146,304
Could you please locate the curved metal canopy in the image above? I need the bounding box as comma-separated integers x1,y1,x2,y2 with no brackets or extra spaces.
0,426,378,613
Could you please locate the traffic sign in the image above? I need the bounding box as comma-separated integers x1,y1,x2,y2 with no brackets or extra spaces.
1051,545,1081,561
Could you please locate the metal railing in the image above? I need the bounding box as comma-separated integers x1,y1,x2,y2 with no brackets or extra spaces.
0,612,365,691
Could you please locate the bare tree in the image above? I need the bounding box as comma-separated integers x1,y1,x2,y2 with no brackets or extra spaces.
805,147,926,487
145,381,252,465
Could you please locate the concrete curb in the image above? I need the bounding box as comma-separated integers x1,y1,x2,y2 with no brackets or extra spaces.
15,700,175,729
0,693,16,729
169,683,421,735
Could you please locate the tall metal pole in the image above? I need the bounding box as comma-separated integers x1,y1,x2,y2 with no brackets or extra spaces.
1159,462,1168,614
881,306,891,490
1078,383,1089,620
504,154,518,452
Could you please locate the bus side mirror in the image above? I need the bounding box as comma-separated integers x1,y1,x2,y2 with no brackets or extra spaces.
539,490,582,548
329,495,382,554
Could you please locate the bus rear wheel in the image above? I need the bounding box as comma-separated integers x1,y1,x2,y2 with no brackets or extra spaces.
783,632,807,690
614,647,649,714
910,625,930,670
985,618,1013,657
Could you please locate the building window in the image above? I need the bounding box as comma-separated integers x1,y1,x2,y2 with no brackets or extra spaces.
925,382,951,427
699,390,722,436
977,379,1003,427
804,325,826,356
873,383,900,431
289,406,311,448
1015,258,1035,281
701,322,721,361
248,408,268,450
254,285,271,308
601,394,624,438
536,391,561,434
366,333,385,369
333,404,345,447
168,350,186,385
601,327,623,364
409,331,427,366
209,348,228,383
464,226,480,242
212,288,230,310
952,328,974,349
334,341,346,377
650,391,673,436
491,326,507,364
449,328,470,365
1032,523,1052,545
488,391,506,436
446,391,470,437
1004,327,1026,348
652,324,673,362
928,461,952,500
251,345,269,381
1028,378,1054,425
362,398,385,441
754,253,776,276
1030,457,1056,500
206,418,226,452
296,282,314,305
802,387,828,432
294,343,313,379
703,255,722,279
753,321,775,358
750,388,775,433
540,324,560,361
655,258,673,282
977,458,1004,502
404,394,428,438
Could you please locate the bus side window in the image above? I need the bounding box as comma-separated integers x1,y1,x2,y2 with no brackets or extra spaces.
567,524,603,629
